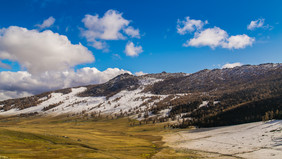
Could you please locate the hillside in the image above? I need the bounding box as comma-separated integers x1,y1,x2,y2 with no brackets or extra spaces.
0,63,281,128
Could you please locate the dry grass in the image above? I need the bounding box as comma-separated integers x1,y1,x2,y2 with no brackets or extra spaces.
0,115,202,159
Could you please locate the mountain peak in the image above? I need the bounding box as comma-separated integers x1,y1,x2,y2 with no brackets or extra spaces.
0,63,281,128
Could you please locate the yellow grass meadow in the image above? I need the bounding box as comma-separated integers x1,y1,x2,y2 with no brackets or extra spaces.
0,115,202,159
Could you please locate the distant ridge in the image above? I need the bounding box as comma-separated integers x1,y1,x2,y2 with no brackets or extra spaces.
0,63,281,127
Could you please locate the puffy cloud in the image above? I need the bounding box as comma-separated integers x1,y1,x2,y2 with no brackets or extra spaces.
81,10,140,50
135,71,147,76
0,26,94,74
178,16,255,50
221,62,243,69
223,34,255,49
36,16,55,29
82,10,129,40
177,16,207,35
247,18,265,30
185,27,228,48
184,27,255,49
124,42,143,57
91,40,108,50
123,26,140,38
0,90,33,101
0,67,131,101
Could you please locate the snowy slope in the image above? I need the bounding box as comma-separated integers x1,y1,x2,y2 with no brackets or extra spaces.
0,63,281,125
0,77,176,119
164,120,282,159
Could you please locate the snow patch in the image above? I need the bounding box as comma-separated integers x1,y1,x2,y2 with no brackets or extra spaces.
165,120,282,159
159,108,171,118
38,96,48,101
213,101,220,105
199,101,209,108
139,77,163,86
0,87,87,116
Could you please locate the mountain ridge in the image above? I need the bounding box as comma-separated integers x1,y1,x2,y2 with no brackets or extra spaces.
0,63,281,127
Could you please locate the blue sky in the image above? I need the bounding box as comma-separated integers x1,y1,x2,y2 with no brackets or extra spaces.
0,0,281,100
1,0,281,73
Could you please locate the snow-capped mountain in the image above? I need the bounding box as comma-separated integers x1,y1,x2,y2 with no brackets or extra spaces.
0,63,281,127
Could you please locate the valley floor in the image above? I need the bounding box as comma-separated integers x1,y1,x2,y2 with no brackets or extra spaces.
0,115,281,159
0,115,203,159
164,120,282,159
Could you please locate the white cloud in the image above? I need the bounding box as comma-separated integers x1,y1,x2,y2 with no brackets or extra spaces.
177,16,255,50
124,42,143,57
0,90,33,101
185,27,255,49
221,62,243,69
82,10,129,40
81,10,140,50
185,27,228,48
135,71,147,76
0,67,131,101
36,16,55,29
0,26,94,74
223,34,255,49
91,40,108,50
247,18,265,30
0,28,6,35
177,16,207,35
124,26,140,38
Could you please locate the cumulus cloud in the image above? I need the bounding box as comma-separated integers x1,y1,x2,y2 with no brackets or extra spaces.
223,34,255,49
185,27,228,48
0,67,131,101
124,42,143,57
184,27,255,49
36,16,55,29
177,16,255,50
135,71,147,76
82,10,129,40
91,40,108,50
123,26,140,38
221,62,243,69
177,16,207,35
0,26,94,74
0,90,33,101
247,18,265,30
81,10,140,50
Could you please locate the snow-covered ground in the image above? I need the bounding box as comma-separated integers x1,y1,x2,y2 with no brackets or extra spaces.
199,101,209,108
164,120,282,159
0,87,165,117
0,77,181,119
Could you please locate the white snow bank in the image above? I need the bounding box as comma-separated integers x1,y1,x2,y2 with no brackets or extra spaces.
199,101,208,108
165,120,282,159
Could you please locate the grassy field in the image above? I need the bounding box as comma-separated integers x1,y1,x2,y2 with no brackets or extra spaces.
0,115,202,159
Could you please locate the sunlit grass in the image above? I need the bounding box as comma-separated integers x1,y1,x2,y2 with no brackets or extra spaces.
0,115,202,158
